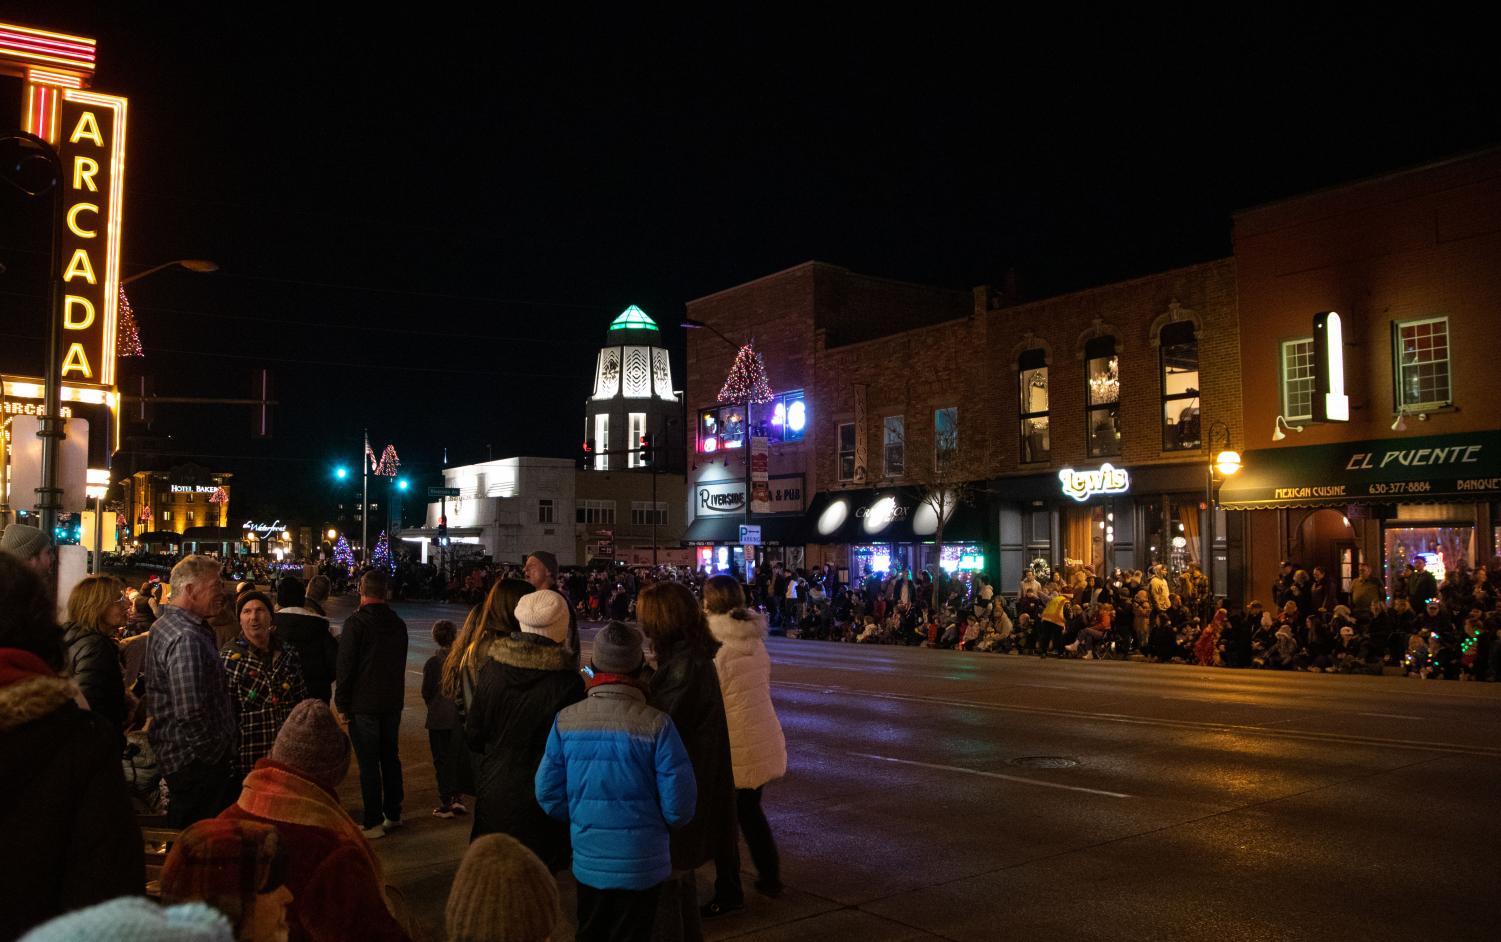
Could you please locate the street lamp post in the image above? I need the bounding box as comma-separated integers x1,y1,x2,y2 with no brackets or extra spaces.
122,259,218,286
1205,420,1242,608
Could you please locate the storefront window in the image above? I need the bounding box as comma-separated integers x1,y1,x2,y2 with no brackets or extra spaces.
884,415,905,476
852,543,909,577
1393,317,1452,411
1384,524,1474,591
838,423,856,480
938,544,984,573
1159,321,1200,451
766,389,808,443
700,391,806,452
1019,348,1049,463
1085,336,1120,457
935,407,958,472
1281,338,1314,421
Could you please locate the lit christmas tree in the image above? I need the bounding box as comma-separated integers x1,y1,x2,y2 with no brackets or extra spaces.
117,286,143,357
332,535,355,574
374,445,401,477
370,530,395,573
717,342,774,405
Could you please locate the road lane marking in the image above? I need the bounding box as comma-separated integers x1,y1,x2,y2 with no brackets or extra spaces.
1358,712,1424,720
774,681,1501,759
848,752,1131,799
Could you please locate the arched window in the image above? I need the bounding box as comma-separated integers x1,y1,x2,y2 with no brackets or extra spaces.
1018,348,1049,463
1084,336,1120,457
1159,320,1200,451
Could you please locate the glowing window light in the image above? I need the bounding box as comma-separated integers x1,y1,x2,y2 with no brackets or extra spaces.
787,399,806,433
702,437,718,453
772,401,785,425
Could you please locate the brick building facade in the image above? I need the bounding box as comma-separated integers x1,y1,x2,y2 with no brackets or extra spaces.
1221,148,1501,602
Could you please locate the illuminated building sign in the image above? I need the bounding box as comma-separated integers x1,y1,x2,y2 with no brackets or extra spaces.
1059,462,1131,502
242,519,285,537
55,90,126,388
695,476,804,515
1313,310,1348,422
2,400,71,418
171,485,219,494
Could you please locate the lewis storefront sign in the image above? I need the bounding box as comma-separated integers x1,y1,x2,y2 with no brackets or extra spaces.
1058,463,1131,502
1219,430,1501,509
695,475,804,516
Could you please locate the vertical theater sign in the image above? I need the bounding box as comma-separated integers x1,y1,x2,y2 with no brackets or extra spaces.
1,22,126,467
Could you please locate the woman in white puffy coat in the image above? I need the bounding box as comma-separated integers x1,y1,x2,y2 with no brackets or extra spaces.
699,574,787,917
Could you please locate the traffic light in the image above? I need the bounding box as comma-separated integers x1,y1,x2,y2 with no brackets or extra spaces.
437,514,449,546
334,466,349,480
396,478,409,491
639,433,653,469
580,439,594,470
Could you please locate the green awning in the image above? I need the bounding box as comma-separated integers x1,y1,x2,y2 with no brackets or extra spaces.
1218,430,1501,509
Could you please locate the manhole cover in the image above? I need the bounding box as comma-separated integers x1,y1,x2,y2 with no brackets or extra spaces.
1008,756,1079,769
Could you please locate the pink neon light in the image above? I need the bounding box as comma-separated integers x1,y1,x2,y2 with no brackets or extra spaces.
0,30,97,56
0,37,96,63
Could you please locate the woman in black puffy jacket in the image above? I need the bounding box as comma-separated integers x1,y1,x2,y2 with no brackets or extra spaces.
60,574,130,747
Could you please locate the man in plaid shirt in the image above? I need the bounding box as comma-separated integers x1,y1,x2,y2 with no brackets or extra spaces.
146,555,239,827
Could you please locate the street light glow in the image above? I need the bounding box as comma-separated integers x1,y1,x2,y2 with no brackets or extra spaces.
335,466,348,479
396,478,409,491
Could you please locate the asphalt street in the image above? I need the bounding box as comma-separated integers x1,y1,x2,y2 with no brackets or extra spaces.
330,598,1501,941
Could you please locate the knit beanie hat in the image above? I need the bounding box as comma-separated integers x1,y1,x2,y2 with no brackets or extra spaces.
235,590,273,619
270,699,351,791
0,523,49,561
591,621,644,675
18,898,233,942
514,589,570,644
445,834,559,942
160,819,283,932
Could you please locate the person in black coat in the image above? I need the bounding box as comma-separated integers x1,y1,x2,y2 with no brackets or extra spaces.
274,576,339,702
60,574,132,747
335,569,409,834
639,581,737,934
0,555,143,940
465,589,584,870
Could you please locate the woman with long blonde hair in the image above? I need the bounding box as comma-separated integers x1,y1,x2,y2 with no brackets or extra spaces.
439,577,533,812
61,574,131,744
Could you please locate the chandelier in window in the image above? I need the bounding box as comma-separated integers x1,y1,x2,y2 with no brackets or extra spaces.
1089,356,1120,402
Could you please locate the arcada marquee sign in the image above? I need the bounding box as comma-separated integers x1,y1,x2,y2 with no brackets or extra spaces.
1059,463,1131,502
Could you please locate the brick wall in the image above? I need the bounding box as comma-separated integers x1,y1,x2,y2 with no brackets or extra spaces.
810,258,1242,491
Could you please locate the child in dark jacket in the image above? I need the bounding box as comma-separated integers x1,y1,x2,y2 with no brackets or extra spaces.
421,619,465,818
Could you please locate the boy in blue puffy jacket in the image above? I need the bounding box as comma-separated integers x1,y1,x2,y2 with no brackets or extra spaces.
536,621,696,940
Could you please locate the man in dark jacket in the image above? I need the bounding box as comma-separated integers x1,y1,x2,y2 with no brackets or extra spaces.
465,589,584,869
524,550,580,665
336,569,409,838
273,576,339,702
1408,556,1439,607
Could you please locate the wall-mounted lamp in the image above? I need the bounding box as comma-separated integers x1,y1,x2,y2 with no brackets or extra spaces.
1272,415,1304,442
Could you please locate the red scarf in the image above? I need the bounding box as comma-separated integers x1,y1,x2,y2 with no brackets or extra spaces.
587,672,648,694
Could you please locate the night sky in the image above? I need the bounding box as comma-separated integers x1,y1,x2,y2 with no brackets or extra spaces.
1,8,1496,521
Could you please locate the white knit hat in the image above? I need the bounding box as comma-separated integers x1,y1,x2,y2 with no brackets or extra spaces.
514,589,570,644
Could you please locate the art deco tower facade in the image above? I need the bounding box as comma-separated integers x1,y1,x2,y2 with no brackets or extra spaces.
584,306,683,472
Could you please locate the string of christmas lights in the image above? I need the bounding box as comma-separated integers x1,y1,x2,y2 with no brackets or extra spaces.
332,535,355,574
118,285,143,357
717,343,773,405
374,445,401,477
370,530,395,573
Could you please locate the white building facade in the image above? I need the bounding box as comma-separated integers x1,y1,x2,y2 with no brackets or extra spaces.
404,457,577,566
